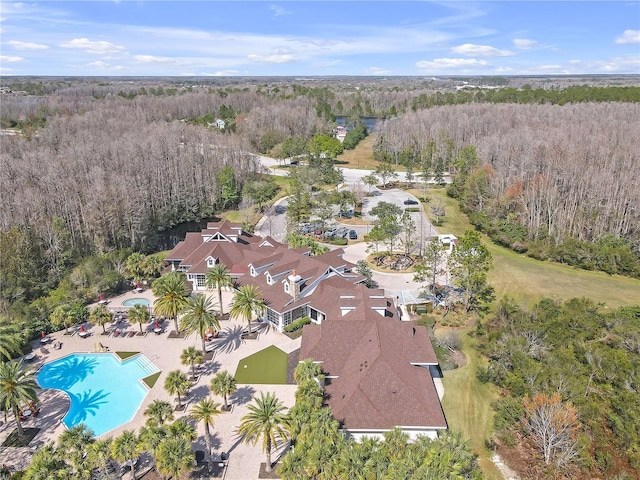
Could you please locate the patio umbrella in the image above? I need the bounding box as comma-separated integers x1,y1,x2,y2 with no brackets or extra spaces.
154,321,159,328
99,293,104,301
80,324,85,332
41,331,45,338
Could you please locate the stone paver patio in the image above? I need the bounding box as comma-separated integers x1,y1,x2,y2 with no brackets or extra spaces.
0,289,299,479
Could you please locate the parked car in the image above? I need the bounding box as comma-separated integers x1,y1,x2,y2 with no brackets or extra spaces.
314,228,323,236
324,228,337,238
336,227,349,238
404,198,419,205
349,230,358,240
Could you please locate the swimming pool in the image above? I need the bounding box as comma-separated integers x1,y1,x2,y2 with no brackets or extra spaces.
36,353,159,436
122,298,150,307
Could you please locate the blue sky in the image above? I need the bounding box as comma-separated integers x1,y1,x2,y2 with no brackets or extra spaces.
1,1,639,76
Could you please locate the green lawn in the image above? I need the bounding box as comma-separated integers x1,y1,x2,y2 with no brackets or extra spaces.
234,346,288,384
441,329,503,479
420,187,640,308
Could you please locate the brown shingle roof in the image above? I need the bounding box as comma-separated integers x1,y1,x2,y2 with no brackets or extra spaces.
300,319,446,431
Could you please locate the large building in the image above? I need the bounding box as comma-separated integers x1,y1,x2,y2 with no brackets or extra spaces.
300,318,447,440
166,220,447,439
165,221,395,332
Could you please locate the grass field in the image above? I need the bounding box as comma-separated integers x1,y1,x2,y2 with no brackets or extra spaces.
234,346,288,384
335,135,380,170
419,187,640,308
441,329,503,479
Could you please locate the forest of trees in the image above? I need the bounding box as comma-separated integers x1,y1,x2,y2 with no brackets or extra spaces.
477,299,640,479
1,76,639,479
375,102,640,277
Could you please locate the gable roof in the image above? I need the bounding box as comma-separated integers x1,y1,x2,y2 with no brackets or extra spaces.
300,319,447,431
165,222,379,317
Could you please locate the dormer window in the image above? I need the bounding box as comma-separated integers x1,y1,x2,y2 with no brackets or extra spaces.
250,266,257,277
206,257,216,268
284,282,290,294
266,273,274,285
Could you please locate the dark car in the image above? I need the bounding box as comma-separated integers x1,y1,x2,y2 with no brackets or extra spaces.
403,198,419,205
349,230,358,240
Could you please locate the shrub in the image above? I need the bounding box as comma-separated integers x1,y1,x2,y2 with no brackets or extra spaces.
331,238,348,246
284,316,311,333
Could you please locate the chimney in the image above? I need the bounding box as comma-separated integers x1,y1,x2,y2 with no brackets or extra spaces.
287,270,302,300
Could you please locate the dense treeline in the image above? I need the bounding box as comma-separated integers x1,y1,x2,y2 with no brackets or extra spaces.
477,298,640,478
376,103,640,277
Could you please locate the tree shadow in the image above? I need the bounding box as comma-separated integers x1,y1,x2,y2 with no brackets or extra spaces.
209,325,244,355
231,386,255,405
189,384,211,402
65,389,110,426
201,360,221,376
36,356,98,390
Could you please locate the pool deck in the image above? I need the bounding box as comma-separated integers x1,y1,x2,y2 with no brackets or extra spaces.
1,289,300,479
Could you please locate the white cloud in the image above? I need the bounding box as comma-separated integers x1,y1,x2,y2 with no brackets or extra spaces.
247,53,297,63
209,70,240,76
7,40,49,50
513,38,537,50
133,55,190,66
0,55,24,62
590,55,640,72
615,29,640,44
269,4,290,17
59,38,126,55
416,58,490,69
366,66,393,75
451,43,514,57
87,61,125,71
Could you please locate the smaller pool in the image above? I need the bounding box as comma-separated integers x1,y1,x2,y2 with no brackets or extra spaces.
122,298,150,307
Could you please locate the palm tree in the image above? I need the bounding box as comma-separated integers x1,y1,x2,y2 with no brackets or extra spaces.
144,399,174,425
210,370,237,411
164,370,189,410
0,360,37,435
125,252,146,284
229,285,266,335
180,294,219,354
50,303,78,335
190,398,221,469
58,424,95,473
294,359,324,384
167,418,197,442
111,430,141,480
139,422,167,460
89,304,112,334
0,320,22,361
24,443,68,478
180,347,204,379
141,254,164,280
86,437,114,480
237,392,290,473
128,304,150,334
205,264,233,315
152,272,189,333
155,436,194,479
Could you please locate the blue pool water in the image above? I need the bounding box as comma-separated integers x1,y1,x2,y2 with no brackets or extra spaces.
122,298,150,307
36,353,159,436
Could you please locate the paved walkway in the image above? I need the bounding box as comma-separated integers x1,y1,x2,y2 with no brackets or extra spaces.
1,289,299,479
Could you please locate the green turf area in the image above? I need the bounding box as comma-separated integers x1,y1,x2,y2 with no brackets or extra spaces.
115,351,139,360
143,371,161,388
441,329,502,479
234,346,288,384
